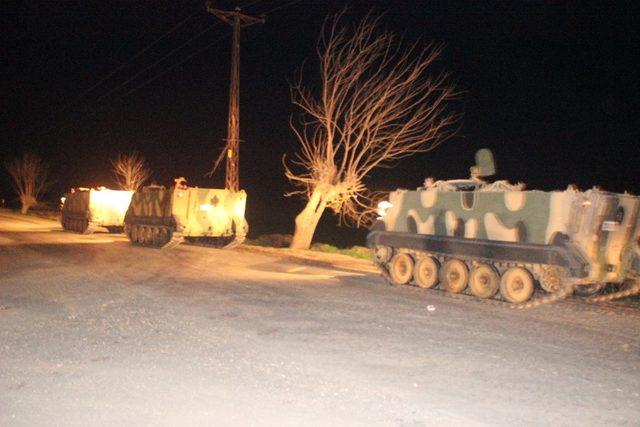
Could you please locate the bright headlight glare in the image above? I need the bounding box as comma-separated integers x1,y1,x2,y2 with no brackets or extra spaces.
234,200,246,218
377,200,392,217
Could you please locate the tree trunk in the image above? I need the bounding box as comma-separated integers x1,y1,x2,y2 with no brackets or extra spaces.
19,195,35,214
290,190,327,249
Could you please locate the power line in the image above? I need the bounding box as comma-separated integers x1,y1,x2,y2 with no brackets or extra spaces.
261,0,303,14
117,0,303,100
121,34,230,98
40,0,302,139
75,0,264,106
96,23,217,102
103,0,270,101
60,11,201,112
92,0,264,101
241,0,268,8
30,10,202,140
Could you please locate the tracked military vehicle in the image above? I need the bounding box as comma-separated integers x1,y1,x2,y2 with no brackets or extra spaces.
124,178,248,249
367,149,640,307
61,187,133,234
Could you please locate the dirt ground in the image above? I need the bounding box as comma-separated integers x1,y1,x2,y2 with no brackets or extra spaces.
1,210,639,426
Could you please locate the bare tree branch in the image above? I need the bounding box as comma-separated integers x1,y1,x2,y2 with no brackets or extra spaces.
4,153,50,214
111,152,150,191
285,11,459,248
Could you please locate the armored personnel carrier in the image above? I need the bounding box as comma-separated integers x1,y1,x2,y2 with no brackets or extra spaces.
61,187,133,234
124,178,248,249
367,149,640,307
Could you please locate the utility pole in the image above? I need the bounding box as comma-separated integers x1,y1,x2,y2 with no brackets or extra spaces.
206,2,264,192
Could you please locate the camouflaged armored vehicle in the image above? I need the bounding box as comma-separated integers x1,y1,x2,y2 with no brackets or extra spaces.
367,149,640,306
61,187,133,234
124,178,248,249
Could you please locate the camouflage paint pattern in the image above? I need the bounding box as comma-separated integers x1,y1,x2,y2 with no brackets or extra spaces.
62,188,133,227
382,185,640,284
125,185,248,238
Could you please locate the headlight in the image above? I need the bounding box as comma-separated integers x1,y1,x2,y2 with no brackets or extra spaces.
377,200,392,217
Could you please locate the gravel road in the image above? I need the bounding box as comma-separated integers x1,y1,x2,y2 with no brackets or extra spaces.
1,210,639,426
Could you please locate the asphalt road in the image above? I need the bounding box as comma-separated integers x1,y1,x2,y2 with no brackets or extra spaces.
1,210,639,426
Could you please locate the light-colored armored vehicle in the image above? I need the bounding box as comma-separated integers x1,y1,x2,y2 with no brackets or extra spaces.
61,187,134,234
367,149,640,307
124,178,248,249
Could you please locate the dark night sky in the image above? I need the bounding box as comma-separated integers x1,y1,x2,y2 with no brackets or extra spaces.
2,1,639,245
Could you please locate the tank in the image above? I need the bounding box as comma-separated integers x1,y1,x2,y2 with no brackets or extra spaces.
61,187,134,234
367,149,640,306
124,177,248,249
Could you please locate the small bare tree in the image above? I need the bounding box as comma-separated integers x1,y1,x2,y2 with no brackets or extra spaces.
111,152,150,191
284,12,459,249
5,153,50,214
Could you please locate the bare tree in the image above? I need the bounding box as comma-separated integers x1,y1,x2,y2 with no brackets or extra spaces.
5,153,50,214
111,152,150,191
284,12,459,249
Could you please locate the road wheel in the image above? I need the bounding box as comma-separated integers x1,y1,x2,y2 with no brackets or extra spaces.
138,226,146,245
373,245,393,264
440,259,468,293
79,219,91,234
159,228,170,246
150,227,161,247
414,257,439,288
500,267,534,303
124,224,133,242
142,226,153,245
539,265,565,293
131,225,141,244
388,253,414,285
469,263,500,298
575,282,605,296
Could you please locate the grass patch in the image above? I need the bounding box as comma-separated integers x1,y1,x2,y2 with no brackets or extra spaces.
6,207,60,222
310,243,370,260
27,210,60,221
247,234,371,260
245,234,292,248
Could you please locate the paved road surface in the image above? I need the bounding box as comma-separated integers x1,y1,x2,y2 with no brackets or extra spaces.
1,210,639,426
